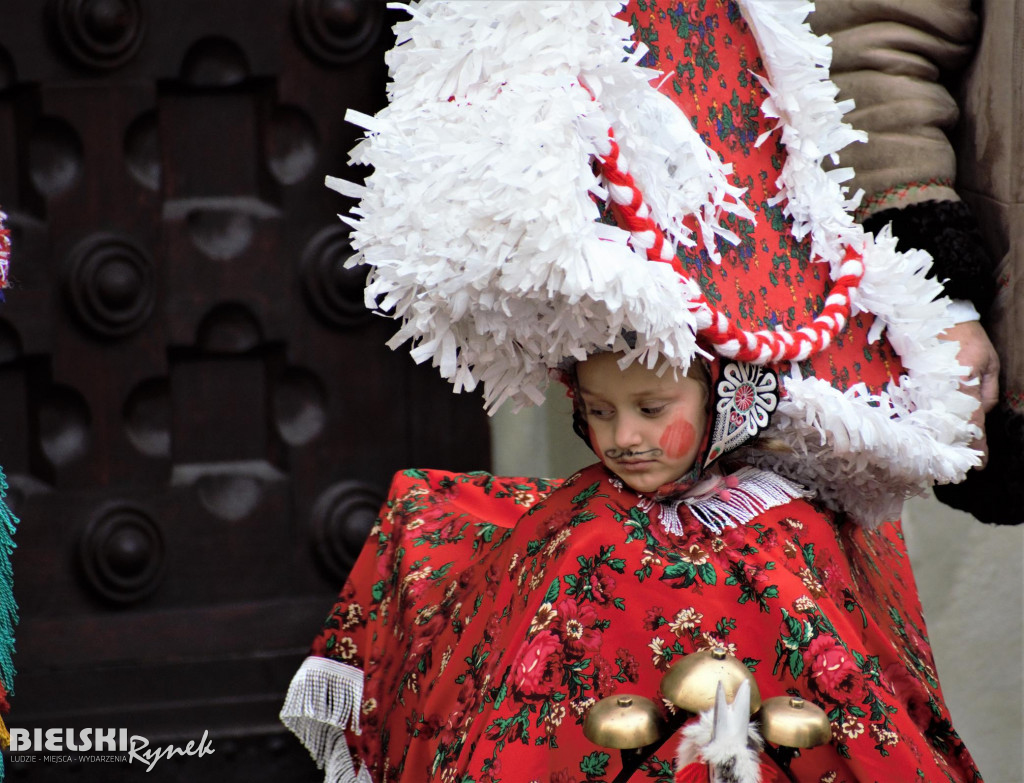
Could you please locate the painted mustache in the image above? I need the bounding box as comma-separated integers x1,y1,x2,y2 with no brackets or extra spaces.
605,447,663,460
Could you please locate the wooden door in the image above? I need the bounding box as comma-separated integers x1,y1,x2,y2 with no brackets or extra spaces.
0,1,489,778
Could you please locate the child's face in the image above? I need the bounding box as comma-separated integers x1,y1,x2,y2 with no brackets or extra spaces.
577,353,708,494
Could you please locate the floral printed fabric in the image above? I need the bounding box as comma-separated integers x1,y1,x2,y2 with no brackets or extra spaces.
624,0,904,395
300,465,980,783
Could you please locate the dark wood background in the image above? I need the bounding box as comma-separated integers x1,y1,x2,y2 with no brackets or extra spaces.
0,1,490,779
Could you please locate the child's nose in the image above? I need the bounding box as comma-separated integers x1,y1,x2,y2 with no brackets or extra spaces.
613,414,644,448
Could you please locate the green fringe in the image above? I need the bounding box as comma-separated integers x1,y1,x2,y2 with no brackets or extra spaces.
0,467,18,698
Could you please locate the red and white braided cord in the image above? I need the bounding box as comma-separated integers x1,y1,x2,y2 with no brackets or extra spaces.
594,130,864,364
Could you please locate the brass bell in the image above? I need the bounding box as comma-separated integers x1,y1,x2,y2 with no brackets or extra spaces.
660,647,761,714
583,694,666,749
757,696,832,748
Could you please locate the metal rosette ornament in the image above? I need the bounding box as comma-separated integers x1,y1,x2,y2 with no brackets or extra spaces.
705,363,779,469
331,0,980,525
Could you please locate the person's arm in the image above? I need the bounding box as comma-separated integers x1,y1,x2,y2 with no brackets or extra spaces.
811,0,997,314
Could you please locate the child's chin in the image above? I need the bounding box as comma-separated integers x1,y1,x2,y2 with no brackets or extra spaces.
618,474,664,495
615,464,697,495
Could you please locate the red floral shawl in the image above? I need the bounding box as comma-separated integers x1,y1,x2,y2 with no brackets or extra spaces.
286,465,980,783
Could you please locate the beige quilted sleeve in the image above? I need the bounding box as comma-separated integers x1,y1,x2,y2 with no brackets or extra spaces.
810,0,978,218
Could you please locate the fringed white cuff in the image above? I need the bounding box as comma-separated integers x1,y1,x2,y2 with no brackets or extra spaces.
280,656,367,783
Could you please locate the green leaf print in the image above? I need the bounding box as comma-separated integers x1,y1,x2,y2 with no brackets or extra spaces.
571,482,602,505
371,580,385,602
580,750,611,777
544,577,561,604
661,561,697,584
493,682,507,710
788,649,804,678
571,510,599,526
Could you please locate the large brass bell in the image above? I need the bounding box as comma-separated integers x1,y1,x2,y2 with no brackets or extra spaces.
757,696,831,749
660,646,762,715
583,694,666,750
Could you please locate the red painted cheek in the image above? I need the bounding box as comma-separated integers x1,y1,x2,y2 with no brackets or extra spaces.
659,417,697,459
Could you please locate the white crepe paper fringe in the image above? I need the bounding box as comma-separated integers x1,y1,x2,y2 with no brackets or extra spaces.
723,0,981,524
749,230,981,526
589,65,755,262
676,680,764,783
660,467,808,536
334,0,980,526
280,656,366,783
736,0,866,271
337,0,742,411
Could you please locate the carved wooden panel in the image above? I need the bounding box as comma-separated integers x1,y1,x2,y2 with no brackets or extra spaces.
0,1,490,778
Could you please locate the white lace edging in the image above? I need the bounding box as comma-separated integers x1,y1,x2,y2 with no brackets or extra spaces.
280,656,368,783
658,467,809,536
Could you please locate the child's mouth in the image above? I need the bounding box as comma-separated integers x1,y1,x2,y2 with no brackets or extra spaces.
617,458,655,468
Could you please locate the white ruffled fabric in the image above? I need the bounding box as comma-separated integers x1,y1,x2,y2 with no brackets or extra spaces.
280,656,368,783
332,0,980,526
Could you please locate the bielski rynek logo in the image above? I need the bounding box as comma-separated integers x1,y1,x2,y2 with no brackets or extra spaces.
7,727,215,771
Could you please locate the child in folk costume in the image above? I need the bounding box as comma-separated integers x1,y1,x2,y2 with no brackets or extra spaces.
282,1,986,781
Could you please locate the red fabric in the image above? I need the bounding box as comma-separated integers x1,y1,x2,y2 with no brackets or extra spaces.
308,466,981,782
672,762,783,783
675,763,710,783
620,0,904,395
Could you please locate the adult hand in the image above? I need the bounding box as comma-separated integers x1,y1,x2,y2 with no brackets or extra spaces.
940,320,1000,467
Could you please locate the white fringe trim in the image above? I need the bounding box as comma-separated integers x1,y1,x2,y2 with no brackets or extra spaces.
337,0,735,411
660,467,808,536
736,0,866,269
750,229,981,527
280,656,366,783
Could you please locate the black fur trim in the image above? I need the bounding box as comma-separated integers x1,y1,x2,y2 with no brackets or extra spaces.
862,200,997,319
933,406,1024,525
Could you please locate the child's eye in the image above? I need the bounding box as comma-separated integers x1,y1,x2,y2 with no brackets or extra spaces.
587,407,613,419
641,405,666,416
